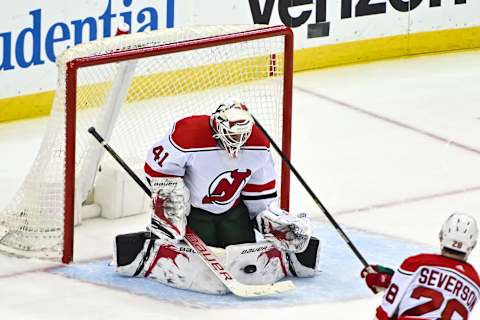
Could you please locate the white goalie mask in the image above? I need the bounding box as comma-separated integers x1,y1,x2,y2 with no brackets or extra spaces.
439,213,478,259
210,98,254,157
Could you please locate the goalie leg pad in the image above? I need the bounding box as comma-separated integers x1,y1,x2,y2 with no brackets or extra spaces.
114,232,228,295
225,241,289,285
225,238,321,283
115,231,151,268
286,236,321,278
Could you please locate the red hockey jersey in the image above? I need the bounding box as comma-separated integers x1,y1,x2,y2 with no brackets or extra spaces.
375,253,480,320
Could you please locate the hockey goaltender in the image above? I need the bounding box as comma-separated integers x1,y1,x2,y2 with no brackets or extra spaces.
112,98,320,295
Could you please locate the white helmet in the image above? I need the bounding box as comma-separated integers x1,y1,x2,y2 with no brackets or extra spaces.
210,98,254,157
439,213,478,258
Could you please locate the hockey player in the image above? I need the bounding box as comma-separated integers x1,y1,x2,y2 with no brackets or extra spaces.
113,98,321,294
361,213,479,319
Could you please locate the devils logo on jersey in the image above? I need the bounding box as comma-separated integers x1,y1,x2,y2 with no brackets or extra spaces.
202,169,252,205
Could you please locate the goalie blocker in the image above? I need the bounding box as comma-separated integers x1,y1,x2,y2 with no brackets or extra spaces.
114,232,320,294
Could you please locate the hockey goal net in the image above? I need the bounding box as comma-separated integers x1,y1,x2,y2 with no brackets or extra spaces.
0,25,293,263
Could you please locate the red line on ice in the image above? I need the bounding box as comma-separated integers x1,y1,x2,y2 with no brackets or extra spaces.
296,87,480,156
334,186,480,215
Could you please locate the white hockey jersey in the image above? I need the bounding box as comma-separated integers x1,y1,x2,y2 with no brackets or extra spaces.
375,253,480,320
144,115,278,216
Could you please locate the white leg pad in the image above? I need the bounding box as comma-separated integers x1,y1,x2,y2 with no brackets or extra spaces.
114,234,320,294
225,237,321,282
225,241,289,285
114,233,228,295
0,225,8,241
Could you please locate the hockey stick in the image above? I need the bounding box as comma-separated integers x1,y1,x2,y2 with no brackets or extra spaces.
87,127,295,297
251,117,370,268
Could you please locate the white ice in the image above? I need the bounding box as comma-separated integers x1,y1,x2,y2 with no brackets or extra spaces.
1,50,479,319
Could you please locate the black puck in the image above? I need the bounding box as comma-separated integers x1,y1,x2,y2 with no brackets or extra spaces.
243,264,257,274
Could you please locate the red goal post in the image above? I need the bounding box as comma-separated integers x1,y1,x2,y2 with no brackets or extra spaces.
0,25,293,263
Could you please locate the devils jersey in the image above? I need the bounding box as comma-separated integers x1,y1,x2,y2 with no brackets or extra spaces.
376,253,480,320
144,115,278,216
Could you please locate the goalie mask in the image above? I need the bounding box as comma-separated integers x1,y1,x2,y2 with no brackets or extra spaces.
210,98,254,157
439,213,478,259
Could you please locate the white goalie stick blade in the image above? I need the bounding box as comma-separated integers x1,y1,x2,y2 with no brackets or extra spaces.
0,225,8,241
228,279,295,297
184,228,295,297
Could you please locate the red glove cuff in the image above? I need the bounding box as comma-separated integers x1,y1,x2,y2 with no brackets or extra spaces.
366,272,392,289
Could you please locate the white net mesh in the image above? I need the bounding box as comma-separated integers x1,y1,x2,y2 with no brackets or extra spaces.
0,25,290,261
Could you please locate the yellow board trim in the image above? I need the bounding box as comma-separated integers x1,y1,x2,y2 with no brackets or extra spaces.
294,25,480,72
0,91,55,121
73,55,278,110
2,26,480,123
125,55,277,102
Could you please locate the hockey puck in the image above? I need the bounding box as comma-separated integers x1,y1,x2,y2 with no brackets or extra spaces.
243,264,257,274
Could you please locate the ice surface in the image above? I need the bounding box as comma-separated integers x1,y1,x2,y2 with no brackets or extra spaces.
50,223,434,308
1,50,479,319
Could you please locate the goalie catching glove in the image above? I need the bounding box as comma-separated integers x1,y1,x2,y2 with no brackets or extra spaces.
256,203,312,253
150,177,190,240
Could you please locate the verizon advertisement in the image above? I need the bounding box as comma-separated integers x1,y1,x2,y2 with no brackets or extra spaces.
0,0,479,100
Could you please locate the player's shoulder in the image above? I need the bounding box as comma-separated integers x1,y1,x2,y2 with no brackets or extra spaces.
467,264,480,287
170,115,219,151
399,253,480,285
399,253,448,273
243,124,270,149
169,116,269,151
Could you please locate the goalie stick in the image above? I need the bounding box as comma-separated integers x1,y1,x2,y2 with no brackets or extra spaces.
251,116,370,268
250,117,385,293
87,127,295,297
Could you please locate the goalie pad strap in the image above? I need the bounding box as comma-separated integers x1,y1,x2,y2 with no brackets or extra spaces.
286,253,297,277
286,236,320,277
135,236,157,277
151,217,175,239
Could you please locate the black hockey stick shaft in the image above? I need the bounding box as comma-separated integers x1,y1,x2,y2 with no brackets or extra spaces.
252,117,369,268
88,127,152,197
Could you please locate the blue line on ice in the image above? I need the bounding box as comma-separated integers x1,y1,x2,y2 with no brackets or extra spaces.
50,222,435,308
